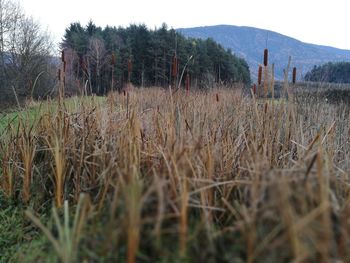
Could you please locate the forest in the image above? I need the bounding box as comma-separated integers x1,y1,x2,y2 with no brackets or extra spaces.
304,61,350,83
61,22,251,95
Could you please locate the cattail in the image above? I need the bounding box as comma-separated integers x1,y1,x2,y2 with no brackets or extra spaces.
252,84,256,95
80,57,87,72
172,55,178,77
216,93,219,102
111,53,116,66
61,50,65,63
128,59,132,73
258,65,263,85
263,48,268,66
63,61,66,73
292,67,297,84
58,69,61,81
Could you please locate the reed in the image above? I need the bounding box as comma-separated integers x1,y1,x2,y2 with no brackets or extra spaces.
18,120,37,204
1,85,350,262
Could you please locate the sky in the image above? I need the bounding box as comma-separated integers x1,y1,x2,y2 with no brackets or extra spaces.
20,0,350,51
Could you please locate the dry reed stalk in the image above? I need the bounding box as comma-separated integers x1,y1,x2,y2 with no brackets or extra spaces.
258,65,263,97
44,111,70,208
316,147,331,262
263,65,269,97
185,73,190,95
0,136,15,198
126,187,141,263
18,121,37,204
2,86,350,261
179,176,189,258
277,178,303,260
123,146,142,263
271,63,275,99
111,53,116,91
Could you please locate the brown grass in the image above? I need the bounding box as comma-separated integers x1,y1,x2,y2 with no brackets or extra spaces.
2,86,350,261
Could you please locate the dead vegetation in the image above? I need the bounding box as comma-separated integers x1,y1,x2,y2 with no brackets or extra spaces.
1,86,350,262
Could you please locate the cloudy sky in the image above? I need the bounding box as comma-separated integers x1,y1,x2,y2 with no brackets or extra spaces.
20,0,350,50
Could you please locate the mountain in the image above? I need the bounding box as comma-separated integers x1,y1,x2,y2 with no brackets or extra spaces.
177,25,350,80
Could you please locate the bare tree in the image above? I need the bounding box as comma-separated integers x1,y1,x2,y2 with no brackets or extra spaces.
0,0,55,103
87,37,107,95
0,0,22,95
7,17,53,97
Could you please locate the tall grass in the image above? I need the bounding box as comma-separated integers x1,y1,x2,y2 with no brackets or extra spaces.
1,86,350,261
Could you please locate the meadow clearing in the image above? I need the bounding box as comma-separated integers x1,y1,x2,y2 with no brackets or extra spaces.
1,85,350,262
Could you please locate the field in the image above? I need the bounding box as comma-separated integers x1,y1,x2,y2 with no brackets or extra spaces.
1,86,350,262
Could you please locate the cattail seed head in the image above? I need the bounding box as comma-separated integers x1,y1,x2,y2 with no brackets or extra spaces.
252,84,256,94
58,69,61,81
111,53,116,65
258,65,263,85
127,59,132,73
172,55,178,77
61,50,65,63
292,67,297,84
263,49,268,67
63,61,66,73
216,93,219,102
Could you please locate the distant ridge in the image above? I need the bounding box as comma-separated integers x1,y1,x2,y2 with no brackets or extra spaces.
177,25,350,80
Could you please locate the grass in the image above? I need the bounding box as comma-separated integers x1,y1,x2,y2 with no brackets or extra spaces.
1,86,350,262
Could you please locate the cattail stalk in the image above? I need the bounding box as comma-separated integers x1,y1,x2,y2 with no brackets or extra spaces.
172,55,178,88
258,65,263,97
59,50,66,102
111,53,116,92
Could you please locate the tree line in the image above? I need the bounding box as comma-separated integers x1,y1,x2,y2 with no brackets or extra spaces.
304,62,350,83
61,22,251,95
0,0,251,108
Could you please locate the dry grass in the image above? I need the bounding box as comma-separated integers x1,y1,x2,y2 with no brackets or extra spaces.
1,86,350,262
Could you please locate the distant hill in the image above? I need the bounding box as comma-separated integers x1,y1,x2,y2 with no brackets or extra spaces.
177,25,350,80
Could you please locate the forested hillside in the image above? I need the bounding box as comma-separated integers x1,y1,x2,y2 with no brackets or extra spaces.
178,25,350,80
61,22,250,94
304,62,350,83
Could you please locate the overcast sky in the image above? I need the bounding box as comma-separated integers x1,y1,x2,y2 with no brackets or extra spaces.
20,0,350,51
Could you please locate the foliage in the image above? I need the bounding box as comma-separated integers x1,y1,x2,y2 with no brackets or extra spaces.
61,22,251,94
304,62,350,83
